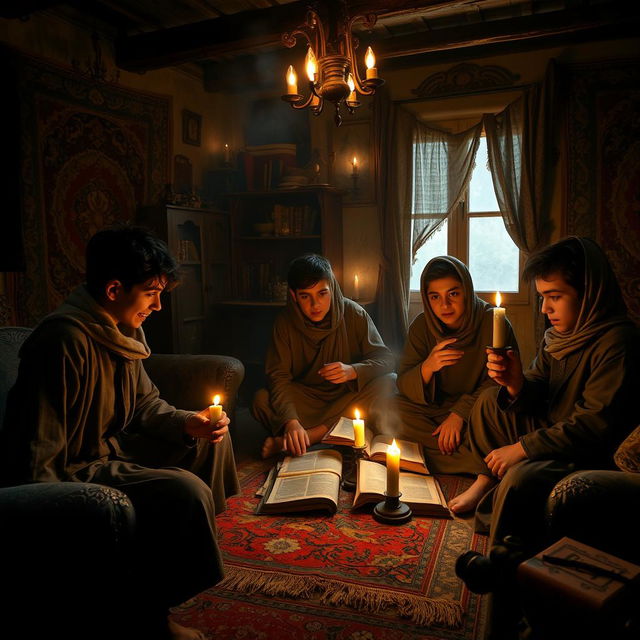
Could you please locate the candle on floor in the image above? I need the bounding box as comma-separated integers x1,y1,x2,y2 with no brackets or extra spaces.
353,408,365,448
209,394,223,423
492,291,507,349
386,439,400,496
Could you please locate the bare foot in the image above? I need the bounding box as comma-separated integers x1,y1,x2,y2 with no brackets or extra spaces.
449,475,496,515
168,619,206,640
261,435,285,459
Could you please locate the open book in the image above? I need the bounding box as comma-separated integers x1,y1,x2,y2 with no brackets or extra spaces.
323,417,429,475
256,448,343,515
352,459,452,518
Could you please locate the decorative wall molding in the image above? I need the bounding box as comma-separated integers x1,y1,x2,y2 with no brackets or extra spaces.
412,63,520,99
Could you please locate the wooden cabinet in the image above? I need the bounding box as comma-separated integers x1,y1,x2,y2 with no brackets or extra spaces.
210,186,343,402
137,205,230,354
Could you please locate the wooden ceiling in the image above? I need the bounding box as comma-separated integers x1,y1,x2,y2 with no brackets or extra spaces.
3,0,639,76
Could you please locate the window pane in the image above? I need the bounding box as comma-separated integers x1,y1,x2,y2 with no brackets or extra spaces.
469,216,519,292
410,219,448,291
469,138,499,213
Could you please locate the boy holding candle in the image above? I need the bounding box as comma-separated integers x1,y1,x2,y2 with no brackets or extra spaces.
393,256,518,477
449,237,640,558
253,253,395,458
0,225,239,640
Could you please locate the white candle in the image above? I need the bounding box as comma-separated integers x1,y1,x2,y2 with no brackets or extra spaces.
286,65,298,94
365,46,378,79
386,439,400,496
224,144,230,164
351,156,359,177
353,408,365,448
209,394,222,423
493,291,507,349
354,274,360,300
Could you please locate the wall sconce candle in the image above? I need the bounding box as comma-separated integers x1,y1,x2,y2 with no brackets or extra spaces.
354,273,360,300
351,156,359,177
224,143,231,164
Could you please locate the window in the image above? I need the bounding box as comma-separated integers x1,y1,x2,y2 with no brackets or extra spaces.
410,135,524,301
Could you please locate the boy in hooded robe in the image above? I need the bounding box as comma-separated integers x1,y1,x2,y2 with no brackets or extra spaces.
449,237,640,557
253,254,395,458
394,256,518,478
1,225,239,640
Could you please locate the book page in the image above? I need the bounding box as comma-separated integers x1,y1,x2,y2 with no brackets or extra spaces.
369,436,426,466
357,459,388,495
278,449,342,478
265,472,340,504
399,473,440,504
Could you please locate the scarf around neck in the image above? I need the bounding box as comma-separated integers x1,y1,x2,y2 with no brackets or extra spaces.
420,255,490,348
544,237,631,360
40,285,151,360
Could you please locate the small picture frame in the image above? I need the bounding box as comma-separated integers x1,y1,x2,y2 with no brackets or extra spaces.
182,109,202,146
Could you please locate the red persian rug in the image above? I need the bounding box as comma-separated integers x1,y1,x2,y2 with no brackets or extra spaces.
172,459,488,639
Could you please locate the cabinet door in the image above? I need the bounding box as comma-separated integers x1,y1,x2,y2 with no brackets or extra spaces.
168,209,206,353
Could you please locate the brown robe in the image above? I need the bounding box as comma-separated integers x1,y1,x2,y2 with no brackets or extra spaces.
252,276,395,435
393,256,518,474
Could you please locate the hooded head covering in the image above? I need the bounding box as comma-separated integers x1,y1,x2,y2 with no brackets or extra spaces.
544,236,630,359
38,285,151,360
420,255,490,348
285,268,346,347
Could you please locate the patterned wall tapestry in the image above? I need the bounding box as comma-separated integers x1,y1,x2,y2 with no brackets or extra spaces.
3,53,170,326
564,59,640,325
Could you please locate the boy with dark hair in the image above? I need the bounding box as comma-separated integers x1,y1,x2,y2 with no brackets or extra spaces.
1,224,239,640
450,237,640,553
253,253,395,458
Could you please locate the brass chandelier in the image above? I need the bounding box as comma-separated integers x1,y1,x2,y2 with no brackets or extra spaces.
281,1,384,126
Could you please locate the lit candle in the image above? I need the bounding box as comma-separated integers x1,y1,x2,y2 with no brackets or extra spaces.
209,394,222,423
351,156,359,177
493,291,507,349
305,47,317,83
224,144,230,164
347,73,356,103
354,273,360,300
386,439,400,496
365,47,378,80
286,65,298,95
353,408,365,448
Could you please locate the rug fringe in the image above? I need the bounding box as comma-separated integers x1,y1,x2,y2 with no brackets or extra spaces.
216,565,463,628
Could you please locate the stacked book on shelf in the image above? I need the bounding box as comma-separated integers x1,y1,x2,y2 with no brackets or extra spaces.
238,260,274,300
243,143,297,191
273,204,318,236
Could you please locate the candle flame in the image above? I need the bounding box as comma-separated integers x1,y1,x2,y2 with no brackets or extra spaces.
389,438,400,455
212,394,220,406
354,274,359,285
495,291,502,308
365,46,376,69
347,73,355,92
352,156,358,168
354,408,360,420
224,143,229,150
305,48,317,81
286,65,297,86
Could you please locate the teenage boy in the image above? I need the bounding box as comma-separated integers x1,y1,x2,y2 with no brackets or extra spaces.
253,254,395,458
1,225,239,640
449,237,640,558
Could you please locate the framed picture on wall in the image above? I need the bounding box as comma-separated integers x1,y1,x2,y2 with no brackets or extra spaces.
182,109,202,146
330,119,375,205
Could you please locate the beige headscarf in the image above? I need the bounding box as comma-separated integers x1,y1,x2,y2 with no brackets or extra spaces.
420,255,490,348
544,237,631,360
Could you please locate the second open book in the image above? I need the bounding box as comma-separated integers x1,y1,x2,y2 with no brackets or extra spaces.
323,416,430,475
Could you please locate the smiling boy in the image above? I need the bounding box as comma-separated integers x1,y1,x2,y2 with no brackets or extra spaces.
252,254,395,458
449,237,640,559
1,225,239,640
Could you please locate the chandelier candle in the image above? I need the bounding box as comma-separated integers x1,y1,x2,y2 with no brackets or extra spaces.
365,47,378,79
209,395,223,423
492,291,507,349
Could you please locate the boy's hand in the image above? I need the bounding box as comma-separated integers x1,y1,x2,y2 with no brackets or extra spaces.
318,361,357,384
486,349,524,398
185,409,229,444
421,338,463,382
432,412,464,455
484,442,527,478
283,419,310,456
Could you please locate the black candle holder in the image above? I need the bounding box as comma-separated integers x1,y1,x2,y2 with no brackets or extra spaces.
486,345,513,356
373,492,412,525
341,444,367,492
